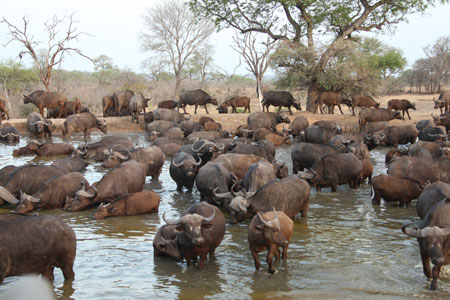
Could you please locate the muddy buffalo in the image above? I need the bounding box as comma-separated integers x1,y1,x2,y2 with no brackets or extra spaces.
26,112,52,138
94,191,160,219
62,112,107,140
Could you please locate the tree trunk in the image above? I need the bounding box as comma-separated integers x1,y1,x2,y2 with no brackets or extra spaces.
306,80,319,112
256,77,263,111
175,73,181,101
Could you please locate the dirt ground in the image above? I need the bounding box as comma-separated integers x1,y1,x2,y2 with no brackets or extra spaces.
3,93,442,136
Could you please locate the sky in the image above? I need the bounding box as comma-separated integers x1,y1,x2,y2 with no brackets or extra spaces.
0,0,449,76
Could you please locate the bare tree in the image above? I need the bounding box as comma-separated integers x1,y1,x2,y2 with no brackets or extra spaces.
141,0,215,100
186,43,215,90
423,36,450,93
1,14,92,91
231,32,278,108
141,56,169,89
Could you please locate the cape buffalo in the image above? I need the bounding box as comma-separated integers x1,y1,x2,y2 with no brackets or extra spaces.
153,224,182,261
162,202,226,269
248,209,293,273
178,89,218,114
416,181,450,219
0,215,76,283
284,116,309,138
62,112,107,140
291,142,342,174
388,99,416,120
351,95,380,115
94,191,160,219
371,174,423,207
158,100,178,109
0,97,10,120
17,140,75,157
47,97,82,118
402,198,450,290
433,91,450,114
26,112,52,138
359,108,402,128
262,90,301,115
314,92,349,114
23,90,67,117
195,162,237,202
102,95,115,117
432,112,450,132
305,124,343,144
170,152,202,191
153,108,187,123
129,92,150,124
113,90,134,117
0,124,19,143
221,96,250,113
247,112,291,131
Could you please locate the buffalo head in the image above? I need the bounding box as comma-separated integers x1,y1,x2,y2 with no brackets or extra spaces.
153,224,182,261
65,183,98,212
14,191,41,214
255,208,288,247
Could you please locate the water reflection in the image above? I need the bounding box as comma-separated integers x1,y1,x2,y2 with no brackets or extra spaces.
1,133,450,299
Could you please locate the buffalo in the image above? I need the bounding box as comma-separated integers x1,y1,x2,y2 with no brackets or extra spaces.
305,124,343,144
371,174,423,207
291,142,342,174
158,100,178,109
47,97,82,118
102,95,115,117
248,209,293,273
153,108,187,123
221,96,250,113
351,95,380,115
129,92,150,124
388,99,416,120
15,140,75,157
381,125,419,147
23,90,67,117
432,112,450,132
26,112,52,138
94,191,160,219
169,152,202,191
433,91,450,114
62,112,107,140
247,112,290,131
162,202,226,269
153,224,182,261
402,198,450,290
178,89,218,114
0,123,19,143
0,97,10,120
314,92,349,114
195,162,238,202
416,181,450,219
0,215,76,283
418,126,446,142
388,156,450,185
113,90,134,116
359,108,402,128
284,116,309,138
261,90,301,115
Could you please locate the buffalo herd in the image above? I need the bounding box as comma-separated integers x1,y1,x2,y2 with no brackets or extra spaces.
2,89,450,292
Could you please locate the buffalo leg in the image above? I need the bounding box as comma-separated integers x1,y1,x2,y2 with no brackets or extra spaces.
278,106,282,113
420,249,432,278
39,106,45,117
300,199,308,217
232,105,236,113
406,109,411,120
338,104,344,114
288,106,292,115
282,243,289,260
194,104,198,114
251,248,261,270
42,267,55,281
267,245,277,274
430,265,441,290
331,183,338,192
197,254,207,269
371,188,382,205
204,104,209,114
352,105,356,116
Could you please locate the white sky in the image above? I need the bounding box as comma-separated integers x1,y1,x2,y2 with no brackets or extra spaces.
0,0,449,76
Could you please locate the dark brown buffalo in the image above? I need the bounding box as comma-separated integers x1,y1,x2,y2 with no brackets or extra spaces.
381,125,419,147
187,130,230,142
247,112,291,131
388,156,450,184
0,215,76,283
359,158,373,184
26,112,52,138
346,141,370,160
62,112,107,140
177,140,225,167
65,160,146,211
248,209,293,273
129,93,150,124
179,120,203,137
198,115,214,126
222,96,251,113
47,97,82,118
23,90,67,117
298,153,362,192
432,112,450,132
153,108,187,123
0,165,65,205
215,175,309,224
155,143,182,158
311,120,338,128
0,124,19,143
162,202,226,269
388,99,416,120
102,146,165,180
178,89,218,114
305,124,343,144
217,104,228,113
416,119,436,131
351,95,380,115
16,140,74,157
241,160,277,193
291,142,342,174
102,95,115,117
409,140,450,158
14,172,89,214
284,116,309,137
371,174,423,207
402,198,450,290
262,90,301,115
418,126,446,142
361,121,390,134
327,134,363,152
169,152,202,191
94,190,160,219
416,181,450,219
158,100,178,109
359,108,402,128
0,97,10,120
314,92,348,114
113,90,134,117
146,120,177,134
51,157,88,173
385,149,409,164
230,143,274,162
433,91,450,114
203,121,222,131
153,224,182,261
195,162,237,202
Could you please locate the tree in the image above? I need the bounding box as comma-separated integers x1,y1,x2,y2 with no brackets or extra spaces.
0,59,38,98
141,56,169,89
93,55,118,87
141,0,215,100
189,0,449,111
2,14,92,91
186,43,215,90
231,32,278,108
423,36,450,92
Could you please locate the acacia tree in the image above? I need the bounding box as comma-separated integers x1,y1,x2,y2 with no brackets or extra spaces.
189,0,449,111
231,32,278,107
186,43,215,90
1,14,92,91
93,55,118,87
141,0,215,100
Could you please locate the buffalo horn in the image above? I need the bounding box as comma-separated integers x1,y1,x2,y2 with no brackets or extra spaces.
162,212,182,225
103,149,111,157
76,146,88,155
402,223,450,238
0,132,8,138
257,208,280,230
192,156,202,166
214,142,225,151
0,186,19,204
191,141,212,153
44,119,52,125
172,158,185,168
212,187,232,199
201,208,216,222
112,151,128,161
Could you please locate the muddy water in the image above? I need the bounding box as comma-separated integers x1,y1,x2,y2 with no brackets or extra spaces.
0,134,449,300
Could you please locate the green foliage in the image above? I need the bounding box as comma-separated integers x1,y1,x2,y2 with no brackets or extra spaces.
93,55,119,86
0,59,39,96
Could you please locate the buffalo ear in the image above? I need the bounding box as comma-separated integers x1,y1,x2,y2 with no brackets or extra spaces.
176,224,184,232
